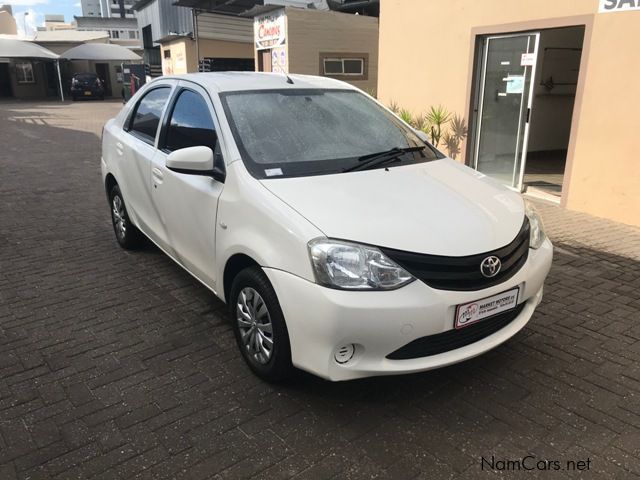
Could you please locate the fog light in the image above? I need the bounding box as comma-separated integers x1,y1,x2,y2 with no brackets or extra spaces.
334,344,355,364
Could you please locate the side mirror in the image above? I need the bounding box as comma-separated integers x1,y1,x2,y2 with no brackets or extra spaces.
166,146,214,174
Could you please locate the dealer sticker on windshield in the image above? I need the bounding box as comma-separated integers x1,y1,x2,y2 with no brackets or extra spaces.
455,287,519,329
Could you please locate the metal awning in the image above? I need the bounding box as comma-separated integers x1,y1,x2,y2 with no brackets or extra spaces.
60,43,142,61
0,37,65,101
0,37,59,59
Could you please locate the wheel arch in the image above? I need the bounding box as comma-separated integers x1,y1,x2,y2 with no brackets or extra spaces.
223,253,261,304
105,173,118,199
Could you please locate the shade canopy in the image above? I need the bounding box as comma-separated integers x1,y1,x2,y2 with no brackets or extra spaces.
60,43,141,61
0,38,59,59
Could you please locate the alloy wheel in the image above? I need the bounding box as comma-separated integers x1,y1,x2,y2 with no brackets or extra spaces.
112,195,126,240
236,287,274,365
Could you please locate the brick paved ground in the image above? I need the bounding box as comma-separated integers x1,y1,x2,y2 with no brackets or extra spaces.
0,101,639,479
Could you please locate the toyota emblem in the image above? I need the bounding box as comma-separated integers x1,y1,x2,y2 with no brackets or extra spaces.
480,256,501,278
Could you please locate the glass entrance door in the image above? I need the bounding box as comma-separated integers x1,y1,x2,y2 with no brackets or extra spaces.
472,33,539,190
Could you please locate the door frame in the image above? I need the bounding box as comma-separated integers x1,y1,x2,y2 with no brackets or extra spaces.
471,32,540,192
464,15,594,206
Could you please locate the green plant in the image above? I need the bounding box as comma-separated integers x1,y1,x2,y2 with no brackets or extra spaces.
386,101,468,159
398,108,414,126
411,113,427,132
425,105,451,147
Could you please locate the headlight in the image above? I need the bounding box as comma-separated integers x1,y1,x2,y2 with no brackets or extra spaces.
308,238,414,290
524,200,546,249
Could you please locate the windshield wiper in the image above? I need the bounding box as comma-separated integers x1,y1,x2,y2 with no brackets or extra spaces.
343,146,425,173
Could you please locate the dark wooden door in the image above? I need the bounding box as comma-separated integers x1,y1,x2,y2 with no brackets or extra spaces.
0,63,11,97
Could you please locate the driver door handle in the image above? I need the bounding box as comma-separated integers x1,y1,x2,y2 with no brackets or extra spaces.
152,167,164,187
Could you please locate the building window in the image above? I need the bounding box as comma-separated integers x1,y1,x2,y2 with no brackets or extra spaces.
163,49,171,59
112,30,119,38
320,53,368,80
16,62,35,84
323,57,364,76
128,30,136,39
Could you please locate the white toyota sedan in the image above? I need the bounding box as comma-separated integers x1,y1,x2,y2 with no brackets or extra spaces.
101,72,552,382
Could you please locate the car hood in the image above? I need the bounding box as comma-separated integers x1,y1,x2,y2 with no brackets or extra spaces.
259,158,526,256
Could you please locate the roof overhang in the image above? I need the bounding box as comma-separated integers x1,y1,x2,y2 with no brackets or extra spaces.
239,4,284,17
60,43,142,61
0,38,59,59
156,33,194,44
174,0,265,16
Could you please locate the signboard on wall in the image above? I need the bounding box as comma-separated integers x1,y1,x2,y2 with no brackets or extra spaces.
254,9,286,50
599,0,640,13
271,46,287,73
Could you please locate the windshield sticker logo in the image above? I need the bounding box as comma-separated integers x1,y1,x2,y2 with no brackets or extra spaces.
265,168,283,177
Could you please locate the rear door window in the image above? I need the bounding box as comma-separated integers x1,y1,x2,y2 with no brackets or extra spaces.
129,87,171,144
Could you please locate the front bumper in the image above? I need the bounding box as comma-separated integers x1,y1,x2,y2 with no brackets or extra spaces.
265,238,553,381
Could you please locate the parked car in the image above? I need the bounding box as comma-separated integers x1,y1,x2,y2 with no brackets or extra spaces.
71,72,104,100
101,73,553,382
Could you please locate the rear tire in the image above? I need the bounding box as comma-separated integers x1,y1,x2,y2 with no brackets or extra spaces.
230,266,294,382
109,184,144,250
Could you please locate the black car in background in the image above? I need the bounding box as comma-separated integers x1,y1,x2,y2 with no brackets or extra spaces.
71,73,105,100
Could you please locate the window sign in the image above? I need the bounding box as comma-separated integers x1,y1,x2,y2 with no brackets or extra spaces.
520,53,536,66
254,9,286,50
599,0,640,13
271,46,287,73
505,75,524,95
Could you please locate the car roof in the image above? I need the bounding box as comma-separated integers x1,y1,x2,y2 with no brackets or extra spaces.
150,72,359,93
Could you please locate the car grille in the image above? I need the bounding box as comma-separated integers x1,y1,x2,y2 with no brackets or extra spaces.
386,303,526,360
380,218,530,291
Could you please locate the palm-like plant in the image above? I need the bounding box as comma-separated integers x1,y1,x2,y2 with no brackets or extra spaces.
386,102,467,159
398,108,414,126
425,105,451,147
411,113,427,132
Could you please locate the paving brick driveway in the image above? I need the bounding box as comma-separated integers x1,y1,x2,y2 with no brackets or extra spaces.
0,101,639,480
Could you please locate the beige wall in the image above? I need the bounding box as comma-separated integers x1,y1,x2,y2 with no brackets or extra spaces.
0,11,17,35
161,37,253,75
161,39,193,75
285,8,379,94
378,0,640,227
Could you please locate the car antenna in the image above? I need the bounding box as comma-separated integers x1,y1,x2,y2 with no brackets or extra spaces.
285,74,294,84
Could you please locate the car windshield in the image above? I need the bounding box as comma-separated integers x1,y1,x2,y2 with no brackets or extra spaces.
220,89,442,179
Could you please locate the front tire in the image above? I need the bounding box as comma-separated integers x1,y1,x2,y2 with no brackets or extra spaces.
109,184,143,249
230,267,294,381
